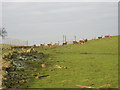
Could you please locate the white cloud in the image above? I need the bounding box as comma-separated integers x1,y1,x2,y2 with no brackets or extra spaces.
2,2,118,44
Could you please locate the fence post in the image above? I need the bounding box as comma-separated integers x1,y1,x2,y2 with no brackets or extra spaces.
2,38,29,46
74,35,76,41
63,35,64,43
65,35,66,43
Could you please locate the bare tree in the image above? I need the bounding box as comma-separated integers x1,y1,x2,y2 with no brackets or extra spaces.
0,28,7,39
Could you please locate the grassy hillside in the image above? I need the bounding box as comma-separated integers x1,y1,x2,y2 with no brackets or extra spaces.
20,36,118,88
0,44,14,54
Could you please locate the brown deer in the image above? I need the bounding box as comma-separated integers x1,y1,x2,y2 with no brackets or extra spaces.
105,35,112,38
73,41,79,44
79,40,85,44
98,35,103,39
40,44,45,48
47,42,52,47
62,42,67,46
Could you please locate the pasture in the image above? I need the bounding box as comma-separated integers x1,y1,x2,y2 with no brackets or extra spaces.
19,36,118,88
0,44,14,54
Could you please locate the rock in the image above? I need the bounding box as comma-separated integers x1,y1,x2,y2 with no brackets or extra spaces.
64,67,68,69
35,74,49,79
2,77,7,80
54,65,62,68
100,84,111,88
49,69,54,71
26,48,36,53
39,75,49,78
20,79,26,83
54,65,68,69
26,49,31,53
12,50,18,53
41,64,46,68
35,76,40,79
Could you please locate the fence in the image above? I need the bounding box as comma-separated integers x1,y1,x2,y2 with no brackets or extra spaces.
1,38,28,46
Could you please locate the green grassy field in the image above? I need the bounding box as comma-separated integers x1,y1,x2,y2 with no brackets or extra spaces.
20,36,118,88
0,44,14,54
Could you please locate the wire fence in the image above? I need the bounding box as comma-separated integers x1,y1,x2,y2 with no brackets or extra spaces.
0,37,87,46
1,38,28,46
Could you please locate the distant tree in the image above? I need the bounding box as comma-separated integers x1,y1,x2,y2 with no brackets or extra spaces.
0,28,7,38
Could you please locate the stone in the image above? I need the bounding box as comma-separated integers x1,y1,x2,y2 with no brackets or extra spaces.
35,76,40,79
41,64,46,68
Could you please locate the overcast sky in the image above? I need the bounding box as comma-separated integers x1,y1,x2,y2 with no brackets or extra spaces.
1,2,118,45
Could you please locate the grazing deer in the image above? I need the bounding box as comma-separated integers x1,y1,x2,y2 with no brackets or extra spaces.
33,44,36,47
53,43,59,47
98,35,103,39
54,41,59,46
84,39,88,42
105,35,112,38
40,44,44,48
98,37,102,39
92,38,96,40
62,42,67,46
73,41,78,44
79,40,85,44
47,42,52,47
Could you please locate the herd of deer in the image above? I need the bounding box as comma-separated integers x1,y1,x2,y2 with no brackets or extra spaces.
38,35,112,48
3,35,112,50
